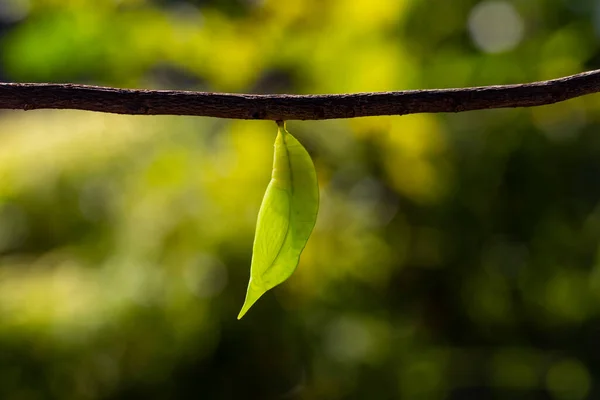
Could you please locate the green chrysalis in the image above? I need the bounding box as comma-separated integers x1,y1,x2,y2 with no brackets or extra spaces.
238,121,319,319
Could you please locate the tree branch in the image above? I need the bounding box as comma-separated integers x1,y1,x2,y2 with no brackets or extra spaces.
1,69,599,120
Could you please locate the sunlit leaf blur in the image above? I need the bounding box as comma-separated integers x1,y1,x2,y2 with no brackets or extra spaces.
0,0,599,398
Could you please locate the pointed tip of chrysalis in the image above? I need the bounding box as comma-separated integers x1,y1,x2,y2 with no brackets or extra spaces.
237,284,265,320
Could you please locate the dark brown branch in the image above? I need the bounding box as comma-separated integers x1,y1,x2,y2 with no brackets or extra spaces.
1,69,600,120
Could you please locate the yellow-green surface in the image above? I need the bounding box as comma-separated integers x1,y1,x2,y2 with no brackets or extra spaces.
239,123,319,319
0,0,599,399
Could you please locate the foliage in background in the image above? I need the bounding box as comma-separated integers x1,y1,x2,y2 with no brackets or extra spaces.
0,0,600,398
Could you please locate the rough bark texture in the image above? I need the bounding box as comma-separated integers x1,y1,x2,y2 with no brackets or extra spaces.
1,69,599,120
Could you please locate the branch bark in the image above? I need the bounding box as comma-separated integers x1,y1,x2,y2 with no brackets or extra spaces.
1,69,599,120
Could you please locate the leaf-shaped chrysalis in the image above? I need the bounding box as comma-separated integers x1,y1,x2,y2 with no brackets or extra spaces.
238,121,319,319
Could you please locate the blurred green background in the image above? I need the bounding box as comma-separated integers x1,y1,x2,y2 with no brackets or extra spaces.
0,0,599,399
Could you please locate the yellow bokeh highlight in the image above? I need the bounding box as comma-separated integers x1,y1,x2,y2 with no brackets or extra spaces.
381,115,449,203
331,0,408,29
546,359,591,400
29,0,146,10
538,26,590,81
0,111,145,196
172,11,263,91
261,0,312,25
543,270,591,323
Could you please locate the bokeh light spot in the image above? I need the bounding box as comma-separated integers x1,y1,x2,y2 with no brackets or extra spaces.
546,359,591,400
0,0,29,23
468,1,524,53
